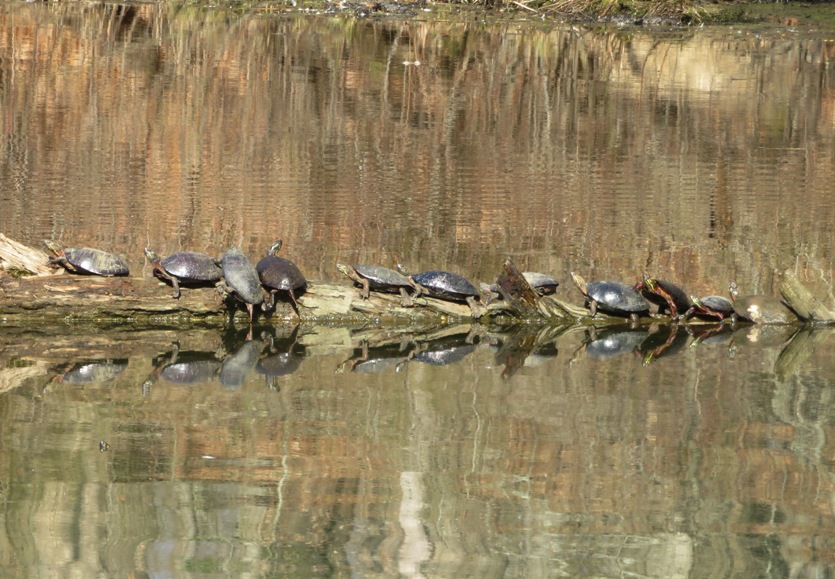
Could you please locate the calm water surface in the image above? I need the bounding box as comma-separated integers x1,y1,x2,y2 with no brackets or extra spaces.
2,2,835,576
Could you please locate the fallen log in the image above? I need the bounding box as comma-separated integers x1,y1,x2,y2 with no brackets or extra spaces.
3,235,833,327
0,236,592,326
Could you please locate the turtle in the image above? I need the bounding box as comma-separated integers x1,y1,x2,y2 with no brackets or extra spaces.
683,295,735,321
219,246,265,322
142,344,221,391
636,324,689,366
582,326,648,359
44,240,129,276
219,338,266,390
336,341,413,374
481,271,560,305
256,240,307,315
634,274,691,318
336,263,415,307
54,359,129,383
570,272,650,320
144,248,222,298
521,272,560,295
728,282,798,325
396,264,486,318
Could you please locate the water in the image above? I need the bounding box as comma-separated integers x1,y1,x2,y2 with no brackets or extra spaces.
2,2,835,576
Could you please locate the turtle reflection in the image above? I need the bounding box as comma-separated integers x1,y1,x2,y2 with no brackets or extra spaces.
409,333,477,367
489,325,561,378
637,324,689,366
53,359,129,383
256,327,306,388
142,344,222,391
337,340,414,374
219,330,268,390
686,323,735,348
573,326,649,362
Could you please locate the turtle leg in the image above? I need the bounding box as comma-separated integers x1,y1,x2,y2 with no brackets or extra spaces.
589,300,598,318
655,287,677,318
49,256,77,272
263,290,277,312
170,276,181,299
288,290,301,317
399,287,414,308
360,278,371,300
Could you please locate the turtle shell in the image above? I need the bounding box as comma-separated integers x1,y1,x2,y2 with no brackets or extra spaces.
637,278,691,314
256,256,306,292
522,272,560,295
65,247,129,276
733,296,797,324
412,270,480,302
352,265,412,291
161,251,222,282
586,281,650,315
221,247,264,306
689,295,734,319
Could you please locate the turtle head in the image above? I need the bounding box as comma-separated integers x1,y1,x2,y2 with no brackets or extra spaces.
690,295,703,307
395,263,411,277
335,263,352,277
728,282,740,302
44,240,64,256
144,248,160,263
569,272,587,295
267,240,283,257
641,274,658,292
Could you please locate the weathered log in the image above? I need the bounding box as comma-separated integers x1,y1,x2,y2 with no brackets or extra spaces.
8,235,832,328
780,270,835,322
494,258,596,323
495,258,542,318
0,233,56,277
0,272,484,325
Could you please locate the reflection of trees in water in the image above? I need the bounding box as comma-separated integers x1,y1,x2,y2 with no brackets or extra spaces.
1,4,833,292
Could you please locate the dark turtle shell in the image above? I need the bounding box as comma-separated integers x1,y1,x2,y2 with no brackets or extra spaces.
410,270,480,302
257,256,306,292
221,246,264,307
521,272,560,295
636,276,691,316
686,295,734,320
159,251,222,282
586,281,650,315
46,241,129,276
